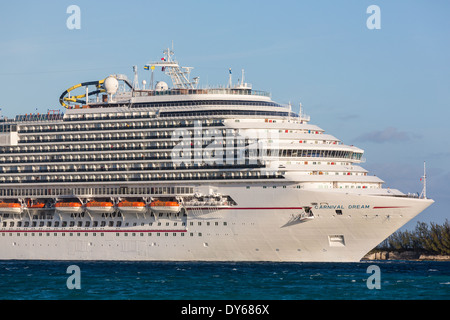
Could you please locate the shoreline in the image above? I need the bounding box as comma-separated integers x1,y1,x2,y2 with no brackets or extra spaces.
362,250,450,261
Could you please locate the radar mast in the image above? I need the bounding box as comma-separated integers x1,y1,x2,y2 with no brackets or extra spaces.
144,47,199,89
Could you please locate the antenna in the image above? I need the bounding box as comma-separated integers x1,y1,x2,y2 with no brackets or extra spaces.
288,102,292,122
228,68,232,88
133,65,139,90
144,47,199,89
420,161,427,199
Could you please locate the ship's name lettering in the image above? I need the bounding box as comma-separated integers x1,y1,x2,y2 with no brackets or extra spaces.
314,204,370,210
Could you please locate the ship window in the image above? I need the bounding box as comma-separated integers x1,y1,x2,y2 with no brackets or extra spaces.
336,210,343,215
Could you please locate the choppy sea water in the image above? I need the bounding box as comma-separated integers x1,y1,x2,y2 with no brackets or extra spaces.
0,260,448,300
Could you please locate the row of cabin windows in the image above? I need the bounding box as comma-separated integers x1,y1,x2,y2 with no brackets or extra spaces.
0,186,194,197
18,128,231,144
1,135,246,155
2,232,204,237
19,118,224,133
0,170,279,185
279,149,363,160
2,221,228,228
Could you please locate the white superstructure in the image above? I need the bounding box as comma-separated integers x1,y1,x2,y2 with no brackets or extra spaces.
0,48,433,262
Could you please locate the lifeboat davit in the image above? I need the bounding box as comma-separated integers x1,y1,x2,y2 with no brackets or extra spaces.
150,200,181,214
117,201,146,214
0,202,22,214
85,201,114,214
54,202,83,213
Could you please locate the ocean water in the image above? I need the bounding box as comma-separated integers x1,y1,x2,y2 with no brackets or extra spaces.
0,260,448,300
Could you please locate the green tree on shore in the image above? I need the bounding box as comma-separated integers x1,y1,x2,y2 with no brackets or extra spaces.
377,220,450,255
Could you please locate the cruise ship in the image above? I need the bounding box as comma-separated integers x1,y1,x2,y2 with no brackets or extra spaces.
0,48,433,262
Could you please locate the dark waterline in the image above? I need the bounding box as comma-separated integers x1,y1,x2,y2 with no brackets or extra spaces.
0,260,448,300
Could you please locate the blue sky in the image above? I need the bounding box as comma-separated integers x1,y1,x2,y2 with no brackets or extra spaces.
0,0,448,229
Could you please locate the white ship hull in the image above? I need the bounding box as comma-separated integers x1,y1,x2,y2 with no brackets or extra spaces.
0,188,433,262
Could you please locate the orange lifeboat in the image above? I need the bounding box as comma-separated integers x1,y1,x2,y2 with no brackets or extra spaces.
54,202,83,213
85,201,114,214
150,200,181,214
117,201,146,214
0,201,22,214
30,203,45,209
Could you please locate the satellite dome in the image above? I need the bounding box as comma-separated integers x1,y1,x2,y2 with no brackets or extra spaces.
155,81,168,91
104,76,119,95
